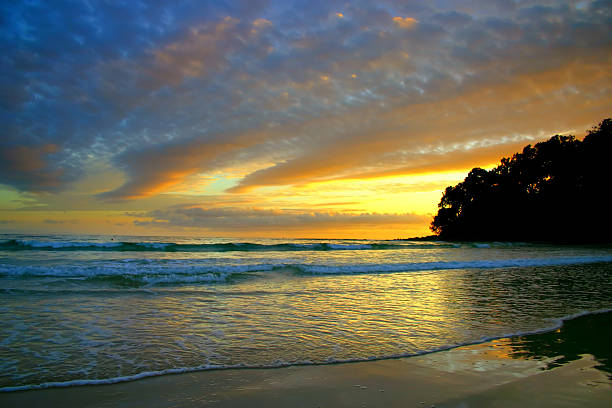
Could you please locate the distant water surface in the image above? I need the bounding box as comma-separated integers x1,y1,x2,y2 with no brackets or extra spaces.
1,234,611,391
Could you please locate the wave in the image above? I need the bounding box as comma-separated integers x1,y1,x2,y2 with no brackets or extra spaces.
293,255,612,274
2,255,611,286
0,239,453,252
1,309,609,393
0,262,282,285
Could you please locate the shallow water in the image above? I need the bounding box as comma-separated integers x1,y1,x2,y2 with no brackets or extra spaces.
1,234,611,390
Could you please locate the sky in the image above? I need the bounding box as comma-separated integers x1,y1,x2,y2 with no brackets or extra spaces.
0,0,610,239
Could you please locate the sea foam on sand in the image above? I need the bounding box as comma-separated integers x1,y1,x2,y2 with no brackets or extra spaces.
1,312,610,408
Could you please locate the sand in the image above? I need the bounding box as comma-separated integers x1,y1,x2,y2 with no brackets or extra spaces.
1,338,610,408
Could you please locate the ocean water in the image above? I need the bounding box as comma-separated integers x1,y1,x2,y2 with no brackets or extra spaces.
1,234,611,391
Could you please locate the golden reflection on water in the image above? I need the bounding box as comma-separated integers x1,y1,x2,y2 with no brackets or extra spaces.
97,263,612,374
145,268,473,359
5,259,611,390
469,338,521,360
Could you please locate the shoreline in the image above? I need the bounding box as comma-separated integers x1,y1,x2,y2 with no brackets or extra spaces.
2,311,611,407
2,308,610,394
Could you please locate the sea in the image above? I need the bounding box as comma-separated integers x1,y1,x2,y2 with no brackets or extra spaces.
1,234,611,392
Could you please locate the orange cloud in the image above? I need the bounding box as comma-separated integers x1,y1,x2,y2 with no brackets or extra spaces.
148,17,240,85
97,11,611,202
338,141,533,181
98,127,273,200
226,57,610,193
392,16,418,29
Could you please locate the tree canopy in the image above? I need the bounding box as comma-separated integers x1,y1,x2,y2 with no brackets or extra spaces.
430,119,612,243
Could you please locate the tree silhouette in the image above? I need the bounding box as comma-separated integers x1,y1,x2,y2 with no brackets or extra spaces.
431,119,612,242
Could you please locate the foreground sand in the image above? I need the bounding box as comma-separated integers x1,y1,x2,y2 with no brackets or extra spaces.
1,337,610,408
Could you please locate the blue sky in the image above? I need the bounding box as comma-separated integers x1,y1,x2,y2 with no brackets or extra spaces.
1,0,610,237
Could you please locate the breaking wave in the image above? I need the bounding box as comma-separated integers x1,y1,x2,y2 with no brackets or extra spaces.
0,239,455,252
2,255,611,286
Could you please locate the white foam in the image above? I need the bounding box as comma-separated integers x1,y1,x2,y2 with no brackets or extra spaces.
295,255,612,274
0,263,283,280
14,240,122,249
137,242,170,249
1,255,611,283
472,243,491,248
326,244,373,250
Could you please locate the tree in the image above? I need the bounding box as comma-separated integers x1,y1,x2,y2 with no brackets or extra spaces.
430,119,612,242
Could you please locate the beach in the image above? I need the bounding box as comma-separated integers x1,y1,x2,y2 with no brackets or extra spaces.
4,0,612,405
1,336,610,407
2,311,611,407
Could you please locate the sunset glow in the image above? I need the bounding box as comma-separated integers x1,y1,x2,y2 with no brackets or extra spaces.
1,1,610,238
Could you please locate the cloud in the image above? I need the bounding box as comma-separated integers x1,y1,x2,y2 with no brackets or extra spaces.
0,1,272,194
98,127,273,200
44,219,79,224
227,134,529,192
392,16,418,29
135,205,430,231
2,0,610,203
0,144,71,192
228,56,610,192
143,16,247,88
98,138,229,200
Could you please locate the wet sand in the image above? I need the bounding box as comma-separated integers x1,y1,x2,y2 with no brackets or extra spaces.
2,312,611,407
1,341,610,407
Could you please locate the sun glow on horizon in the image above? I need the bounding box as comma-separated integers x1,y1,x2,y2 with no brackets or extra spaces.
0,167,482,239
1,1,609,238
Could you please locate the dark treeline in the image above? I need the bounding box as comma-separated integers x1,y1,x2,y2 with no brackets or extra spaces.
430,119,612,243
